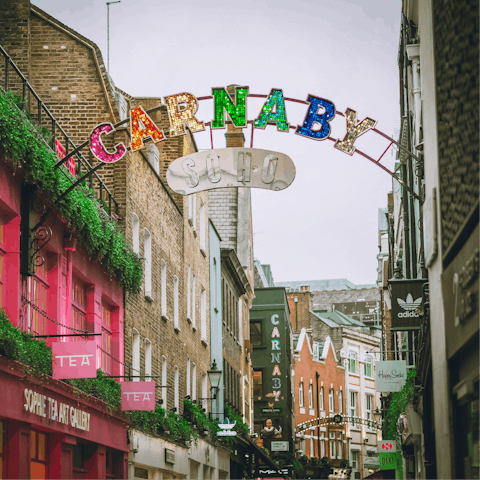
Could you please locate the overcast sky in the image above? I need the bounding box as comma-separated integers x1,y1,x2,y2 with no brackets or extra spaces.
33,0,402,286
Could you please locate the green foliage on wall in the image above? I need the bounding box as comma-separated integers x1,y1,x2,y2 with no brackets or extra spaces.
0,308,52,375
0,91,142,293
383,367,416,440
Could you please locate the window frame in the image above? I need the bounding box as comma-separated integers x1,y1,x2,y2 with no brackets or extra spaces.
173,275,179,331
329,388,334,413
250,320,264,347
364,356,373,377
161,260,167,318
299,382,304,408
308,383,314,409
348,352,357,374
144,228,152,298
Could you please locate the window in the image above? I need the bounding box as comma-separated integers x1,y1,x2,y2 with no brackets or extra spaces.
351,451,358,469
308,384,313,409
187,265,191,321
201,287,207,342
321,437,326,458
174,366,179,412
200,200,206,251
350,392,357,425
186,356,191,398
202,374,208,409
161,260,167,318
364,356,372,377
320,386,324,410
250,321,263,346
145,339,151,381
132,329,140,382
253,370,263,399
146,144,159,174
192,274,196,329
192,194,197,232
299,382,304,407
31,431,47,479
161,356,167,406
72,277,87,341
339,391,343,414
329,388,334,413
212,259,217,309
310,436,314,458
337,439,342,459
329,432,336,459
173,276,179,330
238,298,243,344
348,352,356,374
192,363,196,401
101,303,113,374
365,394,373,422
27,264,48,336
132,213,139,254
188,195,193,224
313,343,320,361
144,229,152,297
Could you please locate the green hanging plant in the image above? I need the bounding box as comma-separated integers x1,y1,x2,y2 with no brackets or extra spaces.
383,367,416,440
0,91,143,293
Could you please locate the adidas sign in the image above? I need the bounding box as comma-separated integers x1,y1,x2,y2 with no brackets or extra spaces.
398,311,420,318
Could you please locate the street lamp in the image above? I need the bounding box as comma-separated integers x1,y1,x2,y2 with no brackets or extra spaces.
198,360,222,403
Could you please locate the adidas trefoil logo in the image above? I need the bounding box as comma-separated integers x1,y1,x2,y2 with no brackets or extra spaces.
217,417,237,436
397,293,422,318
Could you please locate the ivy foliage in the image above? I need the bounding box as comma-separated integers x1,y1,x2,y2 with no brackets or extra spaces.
184,399,220,438
383,367,416,440
0,308,52,375
129,406,198,446
0,91,143,293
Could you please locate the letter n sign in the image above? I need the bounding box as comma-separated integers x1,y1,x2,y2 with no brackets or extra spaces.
52,341,97,379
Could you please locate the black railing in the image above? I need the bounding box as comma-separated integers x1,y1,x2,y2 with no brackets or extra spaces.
0,44,119,217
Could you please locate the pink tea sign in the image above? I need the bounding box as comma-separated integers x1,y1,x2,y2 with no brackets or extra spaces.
52,341,97,380
121,382,156,411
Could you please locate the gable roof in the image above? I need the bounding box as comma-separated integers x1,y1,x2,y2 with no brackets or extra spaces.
295,328,313,355
320,335,339,363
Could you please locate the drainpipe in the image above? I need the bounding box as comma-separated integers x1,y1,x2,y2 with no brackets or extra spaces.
294,297,298,332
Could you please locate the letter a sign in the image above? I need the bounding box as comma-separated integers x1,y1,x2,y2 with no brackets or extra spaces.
52,341,97,380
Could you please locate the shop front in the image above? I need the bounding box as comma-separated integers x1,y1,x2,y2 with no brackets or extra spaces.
442,222,479,479
0,356,129,479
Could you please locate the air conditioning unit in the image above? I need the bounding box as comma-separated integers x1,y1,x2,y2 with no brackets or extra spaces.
131,436,139,453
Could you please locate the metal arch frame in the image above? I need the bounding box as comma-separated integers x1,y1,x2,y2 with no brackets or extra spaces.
198,93,422,203
296,414,382,431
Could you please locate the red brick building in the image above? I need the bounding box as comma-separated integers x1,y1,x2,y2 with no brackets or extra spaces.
294,328,346,465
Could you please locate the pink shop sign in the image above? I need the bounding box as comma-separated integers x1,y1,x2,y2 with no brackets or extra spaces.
121,382,156,411
52,341,97,380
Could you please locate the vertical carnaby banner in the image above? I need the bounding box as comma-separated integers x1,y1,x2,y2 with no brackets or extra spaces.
121,381,156,411
389,279,425,330
52,341,97,380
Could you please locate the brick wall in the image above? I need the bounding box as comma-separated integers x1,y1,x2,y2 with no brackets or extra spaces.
433,0,479,254
287,291,313,332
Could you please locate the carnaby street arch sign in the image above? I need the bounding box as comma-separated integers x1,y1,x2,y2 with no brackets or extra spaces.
59,86,421,200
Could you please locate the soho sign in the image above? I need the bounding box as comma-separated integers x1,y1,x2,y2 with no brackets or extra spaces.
86,86,378,193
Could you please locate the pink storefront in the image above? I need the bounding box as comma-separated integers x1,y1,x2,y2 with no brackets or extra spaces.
0,150,128,477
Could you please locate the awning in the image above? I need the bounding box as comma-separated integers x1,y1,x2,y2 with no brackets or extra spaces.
243,435,289,479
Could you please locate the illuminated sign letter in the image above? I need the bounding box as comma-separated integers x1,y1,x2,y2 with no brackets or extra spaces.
89,123,126,163
236,151,252,182
271,340,280,350
272,365,281,376
271,314,279,325
271,353,281,363
295,95,335,140
334,108,377,155
164,93,205,137
261,154,278,184
182,158,199,188
273,378,281,389
205,153,221,183
130,106,166,151
272,327,280,338
254,89,289,132
212,86,249,129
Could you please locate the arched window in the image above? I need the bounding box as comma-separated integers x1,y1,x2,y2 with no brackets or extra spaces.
174,366,179,412
145,339,151,381
161,260,167,318
161,356,167,406
299,382,304,407
132,329,140,382
308,383,313,409
173,275,179,330
144,229,152,297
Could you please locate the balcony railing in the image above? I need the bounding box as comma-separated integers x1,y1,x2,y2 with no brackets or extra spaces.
0,45,118,216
